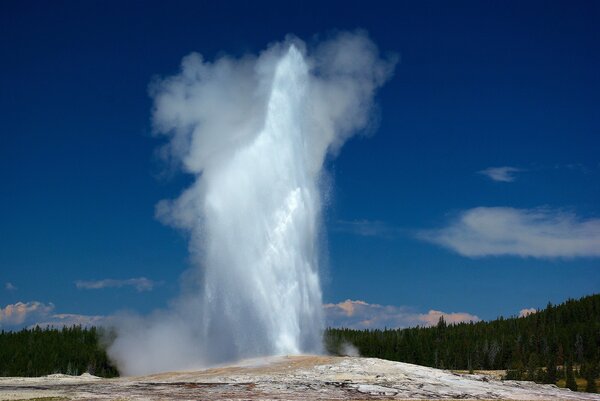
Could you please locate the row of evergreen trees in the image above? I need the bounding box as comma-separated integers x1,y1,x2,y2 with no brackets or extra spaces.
0,325,118,377
1,294,598,391
325,294,600,392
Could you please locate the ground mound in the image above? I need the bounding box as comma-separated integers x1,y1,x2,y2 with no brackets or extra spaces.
1,355,598,400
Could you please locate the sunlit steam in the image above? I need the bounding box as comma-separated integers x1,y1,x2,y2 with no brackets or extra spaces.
107,31,395,375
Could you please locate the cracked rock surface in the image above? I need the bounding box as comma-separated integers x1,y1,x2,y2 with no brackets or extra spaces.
1,355,599,400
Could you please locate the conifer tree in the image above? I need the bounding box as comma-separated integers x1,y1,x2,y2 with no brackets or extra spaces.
584,363,597,393
566,359,578,391
545,356,557,384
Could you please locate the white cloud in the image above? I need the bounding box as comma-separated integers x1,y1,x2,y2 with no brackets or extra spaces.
29,314,107,329
478,166,522,182
418,309,481,326
419,207,600,258
519,308,537,317
0,301,106,329
0,301,55,327
324,299,479,329
75,277,157,292
5,282,17,291
333,219,393,237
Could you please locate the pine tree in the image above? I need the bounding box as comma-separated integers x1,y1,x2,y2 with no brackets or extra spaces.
566,360,578,391
545,356,557,384
527,354,539,381
584,363,597,393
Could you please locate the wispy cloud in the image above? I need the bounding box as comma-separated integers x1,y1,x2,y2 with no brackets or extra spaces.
419,207,600,258
0,301,55,327
324,299,479,329
478,166,522,182
519,308,537,317
333,219,395,237
0,301,106,329
75,277,157,292
29,314,107,329
561,163,591,174
5,282,17,291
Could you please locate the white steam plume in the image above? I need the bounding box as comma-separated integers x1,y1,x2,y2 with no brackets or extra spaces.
107,31,395,375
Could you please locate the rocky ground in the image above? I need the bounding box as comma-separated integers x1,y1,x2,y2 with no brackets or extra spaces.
1,355,599,400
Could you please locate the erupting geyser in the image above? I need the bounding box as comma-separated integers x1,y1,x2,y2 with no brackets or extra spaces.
108,31,395,375
199,46,323,360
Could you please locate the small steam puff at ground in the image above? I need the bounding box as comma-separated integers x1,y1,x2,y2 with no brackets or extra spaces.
107,31,395,376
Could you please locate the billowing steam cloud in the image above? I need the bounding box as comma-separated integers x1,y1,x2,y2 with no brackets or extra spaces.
108,31,395,375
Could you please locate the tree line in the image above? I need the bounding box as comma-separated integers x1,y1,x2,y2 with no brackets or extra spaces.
325,294,600,393
0,325,118,377
1,294,598,392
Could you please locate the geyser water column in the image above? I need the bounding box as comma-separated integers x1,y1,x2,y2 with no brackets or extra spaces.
200,46,323,360
108,32,395,375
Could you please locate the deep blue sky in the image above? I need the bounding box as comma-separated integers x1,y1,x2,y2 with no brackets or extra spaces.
1,0,599,328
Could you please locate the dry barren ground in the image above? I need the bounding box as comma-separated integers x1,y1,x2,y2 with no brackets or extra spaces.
1,355,599,401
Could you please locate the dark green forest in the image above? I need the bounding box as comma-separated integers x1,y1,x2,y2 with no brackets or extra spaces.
325,294,600,392
0,325,118,377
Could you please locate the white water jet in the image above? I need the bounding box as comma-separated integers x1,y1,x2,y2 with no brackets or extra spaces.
107,31,395,375
199,46,323,361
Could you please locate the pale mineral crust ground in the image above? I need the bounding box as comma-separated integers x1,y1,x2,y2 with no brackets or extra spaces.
1,355,599,401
